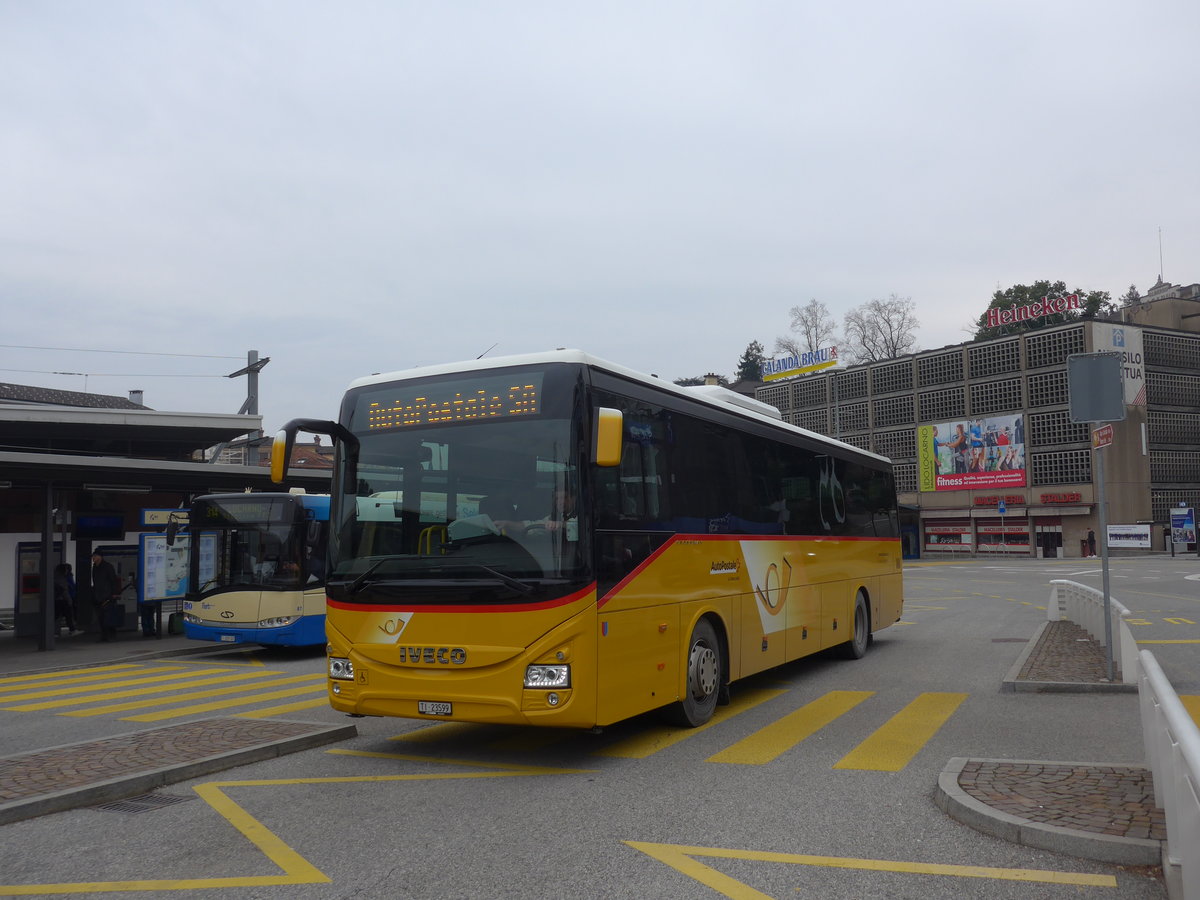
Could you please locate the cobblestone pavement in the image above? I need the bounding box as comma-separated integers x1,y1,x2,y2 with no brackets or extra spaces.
0,719,325,802
957,760,1166,842
0,717,356,824
941,620,1166,863
1018,620,1122,682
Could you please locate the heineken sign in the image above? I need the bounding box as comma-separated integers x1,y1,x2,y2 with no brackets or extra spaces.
985,293,1081,329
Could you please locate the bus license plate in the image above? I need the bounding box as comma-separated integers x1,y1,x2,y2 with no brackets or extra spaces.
418,701,452,716
220,635,236,642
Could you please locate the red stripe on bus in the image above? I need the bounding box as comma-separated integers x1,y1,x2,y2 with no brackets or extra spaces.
326,583,596,615
597,533,900,608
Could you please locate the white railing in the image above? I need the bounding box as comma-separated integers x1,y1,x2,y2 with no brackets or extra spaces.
1139,650,1200,899
1047,579,1138,684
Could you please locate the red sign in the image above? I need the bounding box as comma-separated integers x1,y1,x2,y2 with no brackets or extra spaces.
985,293,1081,329
974,495,1026,506
1092,424,1113,449
1040,492,1081,504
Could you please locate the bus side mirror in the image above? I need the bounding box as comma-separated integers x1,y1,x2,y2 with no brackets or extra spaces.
270,426,297,484
270,418,361,484
594,407,623,467
165,512,184,546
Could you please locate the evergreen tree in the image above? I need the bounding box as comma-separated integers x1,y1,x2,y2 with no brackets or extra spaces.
735,341,765,382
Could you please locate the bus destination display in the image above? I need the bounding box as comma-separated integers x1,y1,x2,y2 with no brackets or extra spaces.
363,374,542,430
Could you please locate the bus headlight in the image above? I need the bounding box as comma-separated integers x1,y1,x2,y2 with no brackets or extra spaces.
259,615,299,628
524,664,570,689
183,613,202,625
329,657,355,680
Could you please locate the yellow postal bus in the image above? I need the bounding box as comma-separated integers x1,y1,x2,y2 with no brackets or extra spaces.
272,350,902,728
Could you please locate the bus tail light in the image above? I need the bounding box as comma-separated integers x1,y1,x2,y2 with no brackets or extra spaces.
524,664,570,689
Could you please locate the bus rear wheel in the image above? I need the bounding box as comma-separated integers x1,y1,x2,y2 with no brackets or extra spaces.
838,590,871,659
666,618,722,727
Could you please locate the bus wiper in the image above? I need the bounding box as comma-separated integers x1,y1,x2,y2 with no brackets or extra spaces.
463,564,536,595
346,557,390,595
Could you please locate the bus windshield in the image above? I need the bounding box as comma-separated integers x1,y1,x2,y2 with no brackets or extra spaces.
193,495,322,594
330,366,587,601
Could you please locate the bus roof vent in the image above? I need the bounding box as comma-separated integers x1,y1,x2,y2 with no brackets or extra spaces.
684,385,782,420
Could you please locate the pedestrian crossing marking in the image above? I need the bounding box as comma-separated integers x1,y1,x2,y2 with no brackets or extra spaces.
485,730,568,753
595,687,787,759
708,690,874,765
0,664,141,687
391,722,480,744
62,673,326,717
834,692,967,771
121,679,327,722
235,697,330,718
0,668,246,708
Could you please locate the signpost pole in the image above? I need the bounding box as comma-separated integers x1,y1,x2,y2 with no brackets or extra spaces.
1094,424,1114,682
998,498,1006,552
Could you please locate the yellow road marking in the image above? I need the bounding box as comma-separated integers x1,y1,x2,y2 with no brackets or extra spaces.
390,721,482,743
1182,696,1200,727
0,755,588,895
62,673,324,717
0,665,142,687
0,672,206,705
594,688,787,759
487,730,569,753
708,691,873,765
120,678,326,722
834,692,967,771
172,654,268,668
326,750,595,774
625,841,1118,897
234,697,331,718
7,671,271,712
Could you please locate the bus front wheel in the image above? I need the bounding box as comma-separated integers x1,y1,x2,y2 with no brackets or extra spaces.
838,591,871,659
667,618,722,727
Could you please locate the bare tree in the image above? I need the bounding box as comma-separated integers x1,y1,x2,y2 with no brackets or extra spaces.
775,299,838,357
842,294,920,364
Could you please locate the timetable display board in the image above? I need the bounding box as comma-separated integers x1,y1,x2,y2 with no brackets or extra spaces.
138,533,217,602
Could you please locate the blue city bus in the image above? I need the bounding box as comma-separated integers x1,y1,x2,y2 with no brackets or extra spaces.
182,491,329,646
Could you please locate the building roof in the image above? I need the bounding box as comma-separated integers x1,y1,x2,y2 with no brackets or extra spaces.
0,406,264,461
0,382,146,410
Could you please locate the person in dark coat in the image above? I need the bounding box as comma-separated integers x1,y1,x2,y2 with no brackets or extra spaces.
53,564,79,635
91,549,121,642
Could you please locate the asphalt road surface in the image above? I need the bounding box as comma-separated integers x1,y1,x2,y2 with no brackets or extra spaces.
1,557,1194,899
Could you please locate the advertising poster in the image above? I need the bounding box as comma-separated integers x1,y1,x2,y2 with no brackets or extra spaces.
1107,525,1151,549
761,346,838,382
917,414,1026,492
1170,508,1196,544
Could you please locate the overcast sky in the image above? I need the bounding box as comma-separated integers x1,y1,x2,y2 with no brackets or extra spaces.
3,1,1197,432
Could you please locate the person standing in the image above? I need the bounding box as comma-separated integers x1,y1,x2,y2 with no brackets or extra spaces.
1086,529,1097,558
91,549,121,642
53,564,80,635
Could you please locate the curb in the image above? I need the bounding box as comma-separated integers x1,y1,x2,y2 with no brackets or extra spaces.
1000,622,1137,694
935,757,1163,866
0,719,357,826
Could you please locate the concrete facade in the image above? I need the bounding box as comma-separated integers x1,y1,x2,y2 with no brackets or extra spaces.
756,284,1200,559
